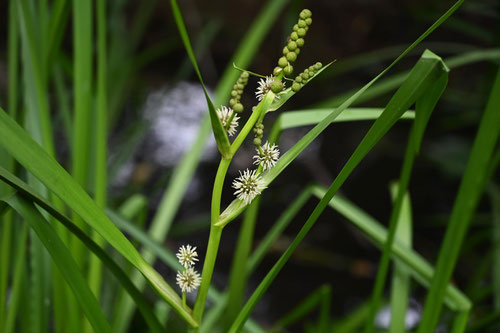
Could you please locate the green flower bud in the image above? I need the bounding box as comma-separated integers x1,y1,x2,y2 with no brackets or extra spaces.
287,41,297,51
290,32,299,41
233,103,244,113
283,64,294,76
305,18,312,25
253,138,262,146
271,80,284,93
241,71,249,79
286,52,297,62
237,83,245,90
257,123,264,129
229,99,237,106
296,38,305,47
300,9,312,19
237,89,244,95
303,72,310,80
293,24,299,31
298,20,307,28
283,46,290,55
292,82,301,92
297,28,306,37
295,76,303,83
278,56,288,68
314,62,322,70
295,48,300,55
273,66,283,76
256,128,263,136
309,65,315,72
231,90,238,97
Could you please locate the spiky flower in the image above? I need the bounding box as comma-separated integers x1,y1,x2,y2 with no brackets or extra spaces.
232,169,267,205
216,106,239,136
255,76,285,101
176,267,201,293
253,141,280,171
176,244,199,268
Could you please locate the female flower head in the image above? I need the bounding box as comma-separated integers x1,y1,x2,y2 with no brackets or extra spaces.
216,106,239,136
253,141,280,171
232,169,267,205
176,244,198,268
176,267,201,293
255,76,285,101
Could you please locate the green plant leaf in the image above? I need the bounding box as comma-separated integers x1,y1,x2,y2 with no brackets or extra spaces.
417,65,500,333
0,108,197,327
0,167,165,332
170,0,231,158
2,194,111,333
389,183,412,333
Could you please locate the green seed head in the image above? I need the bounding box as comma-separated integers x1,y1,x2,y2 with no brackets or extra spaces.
237,83,245,90
270,80,284,93
256,128,263,136
286,52,297,62
253,138,262,146
283,46,290,55
292,82,301,92
302,72,310,80
296,38,305,47
309,65,315,72
273,66,283,76
290,32,299,41
278,56,288,68
241,71,249,79
297,28,306,37
305,17,312,25
287,41,297,51
231,90,238,97
298,19,307,28
300,9,312,19
233,103,244,114
314,62,322,70
283,64,294,76
229,99,237,106
295,76,303,83
293,24,299,31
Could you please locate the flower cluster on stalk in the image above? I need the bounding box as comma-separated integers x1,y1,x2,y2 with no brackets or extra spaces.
176,245,201,293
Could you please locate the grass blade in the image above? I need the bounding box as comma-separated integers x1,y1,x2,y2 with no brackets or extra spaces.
0,108,197,327
170,0,230,157
417,67,500,332
389,183,412,333
0,167,165,332
3,194,111,332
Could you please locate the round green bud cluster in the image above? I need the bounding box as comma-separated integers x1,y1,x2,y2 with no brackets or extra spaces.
291,62,322,92
252,122,265,146
229,71,249,113
277,9,313,77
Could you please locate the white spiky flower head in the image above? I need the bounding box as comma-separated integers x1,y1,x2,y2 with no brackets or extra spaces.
253,141,280,171
176,244,199,268
255,76,285,101
216,106,239,136
176,267,201,293
232,169,267,205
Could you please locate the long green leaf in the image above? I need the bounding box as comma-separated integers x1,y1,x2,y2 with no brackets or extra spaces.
417,66,500,333
3,194,111,333
170,0,230,158
0,109,197,327
0,166,164,332
389,183,412,333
